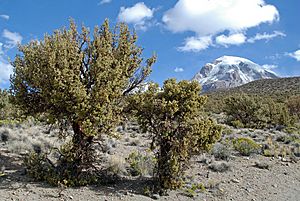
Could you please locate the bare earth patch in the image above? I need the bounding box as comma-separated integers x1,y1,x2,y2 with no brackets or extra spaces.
0,123,300,201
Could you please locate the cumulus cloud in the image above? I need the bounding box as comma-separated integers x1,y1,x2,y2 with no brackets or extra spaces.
163,0,279,35
2,29,23,48
163,0,279,51
178,36,212,52
247,31,286,43
287,50,300,61
174,67,184,72
0,42,12,85
0,29,22,86
216,33,247,46
0,56,13,85
0,14,9,20
118,2,154,30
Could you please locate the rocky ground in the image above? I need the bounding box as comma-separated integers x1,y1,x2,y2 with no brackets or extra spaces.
0,120,300,201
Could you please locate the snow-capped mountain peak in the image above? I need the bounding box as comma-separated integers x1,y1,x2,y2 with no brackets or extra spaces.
192,56,278,92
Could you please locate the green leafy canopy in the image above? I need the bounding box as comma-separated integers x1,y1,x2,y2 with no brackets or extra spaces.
10,19,156,137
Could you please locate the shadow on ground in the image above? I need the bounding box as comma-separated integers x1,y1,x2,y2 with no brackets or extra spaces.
0,151,156,199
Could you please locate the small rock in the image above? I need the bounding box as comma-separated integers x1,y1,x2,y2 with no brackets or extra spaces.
254,161,270,169
69,195,73,199
231,179,240,183
152,194,160,200
272,184,278,188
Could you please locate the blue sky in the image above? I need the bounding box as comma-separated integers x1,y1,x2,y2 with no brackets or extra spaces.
0,0,299,88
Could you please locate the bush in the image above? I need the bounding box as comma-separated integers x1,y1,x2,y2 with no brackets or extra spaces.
106,155,128,176
126,150,155,177
11,19,156,185
209,161,231,172
211,143,232,160
128,79,222,189
0,90,20,121
286,96,300,119
24,142,98,186
225,94,293,129
233,137,261,156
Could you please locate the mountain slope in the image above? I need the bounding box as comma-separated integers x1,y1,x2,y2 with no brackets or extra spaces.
192,56,278,92
204,76,300,113
214,76,300,97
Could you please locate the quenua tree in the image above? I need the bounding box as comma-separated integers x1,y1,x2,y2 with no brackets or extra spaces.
10,19,156,185
128,79,222,189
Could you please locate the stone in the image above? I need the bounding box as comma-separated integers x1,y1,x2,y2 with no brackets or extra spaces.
152,194,160,200
231,179,240,183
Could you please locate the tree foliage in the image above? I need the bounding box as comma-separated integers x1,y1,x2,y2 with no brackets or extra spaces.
128,79,221,189
224,94,293,129
0,89,19,122
10,19,156,184
286,96,300,119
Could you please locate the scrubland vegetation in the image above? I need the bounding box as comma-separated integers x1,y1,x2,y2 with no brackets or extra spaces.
0,20,300,200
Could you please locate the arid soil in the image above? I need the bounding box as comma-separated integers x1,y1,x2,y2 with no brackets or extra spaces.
0,122,300,201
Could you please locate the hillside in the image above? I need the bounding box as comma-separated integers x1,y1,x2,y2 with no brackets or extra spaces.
206,76,300,97
204,76,300,113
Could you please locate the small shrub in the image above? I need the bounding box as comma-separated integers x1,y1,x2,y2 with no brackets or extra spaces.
126,151,155,177
107,155,128,176
254,161,270,169
222,127,234,135
208,161,231,172
184,183,206,198
283,126,300,135
233,137,260,156
263,149,274,157
211,143,232,160
286,96,300,119
24,148,98,187
0,129,9,142
291,146,300,157
230,120,244,128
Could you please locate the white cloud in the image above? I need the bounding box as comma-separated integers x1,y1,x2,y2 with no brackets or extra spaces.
163,0,279,51
248,31,286,43
0,29,22,86
0,56,13,85
0,43,3,55
2,29,23,48
99,0,112,5
216,33,247,46
287,50,300,61
174,67,184,72
0,15,9,20
163,0,279,35
178,36,212,52
0,42,12,84
262,64,278,70
118,2,154,30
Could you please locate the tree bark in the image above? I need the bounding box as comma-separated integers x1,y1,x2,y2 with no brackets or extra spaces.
70,121,94,174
